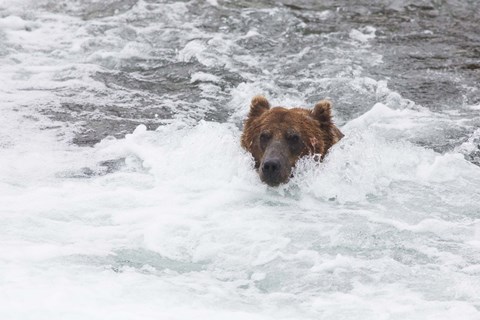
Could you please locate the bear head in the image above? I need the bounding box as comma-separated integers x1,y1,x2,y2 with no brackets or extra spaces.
241,95,342,187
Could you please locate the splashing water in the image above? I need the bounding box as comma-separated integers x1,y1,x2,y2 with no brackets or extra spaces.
1,0,480,319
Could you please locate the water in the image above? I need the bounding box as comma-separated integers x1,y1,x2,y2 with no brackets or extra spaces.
1,0,480,319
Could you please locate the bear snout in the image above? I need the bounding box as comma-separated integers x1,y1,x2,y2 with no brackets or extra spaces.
262,159,280,174
260,156,291,187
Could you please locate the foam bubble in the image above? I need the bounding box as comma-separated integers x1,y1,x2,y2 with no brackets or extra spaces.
0,15,32,30
190,72,221,84
349,26,376,43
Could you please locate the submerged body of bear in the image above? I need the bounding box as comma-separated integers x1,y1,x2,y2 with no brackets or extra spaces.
241,96,343,186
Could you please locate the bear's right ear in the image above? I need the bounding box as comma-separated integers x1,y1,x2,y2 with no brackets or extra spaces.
248,95,270,118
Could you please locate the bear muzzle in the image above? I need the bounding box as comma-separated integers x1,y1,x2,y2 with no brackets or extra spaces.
259,141,292,187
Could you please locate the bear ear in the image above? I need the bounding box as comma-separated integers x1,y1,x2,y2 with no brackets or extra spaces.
248,95,270,118
311,100,332,124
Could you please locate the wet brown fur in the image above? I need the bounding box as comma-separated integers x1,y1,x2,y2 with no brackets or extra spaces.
241,95,343,184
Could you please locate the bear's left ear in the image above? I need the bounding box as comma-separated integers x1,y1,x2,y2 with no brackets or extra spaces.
310,100,332,124
248,95,270,118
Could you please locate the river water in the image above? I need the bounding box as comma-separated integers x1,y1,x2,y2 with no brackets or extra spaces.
1,0,480,319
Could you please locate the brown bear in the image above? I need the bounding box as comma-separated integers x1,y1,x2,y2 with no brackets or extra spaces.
241,95,343,186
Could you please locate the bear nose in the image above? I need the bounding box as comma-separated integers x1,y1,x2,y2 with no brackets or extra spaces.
262,159,280,174
262,159,282,182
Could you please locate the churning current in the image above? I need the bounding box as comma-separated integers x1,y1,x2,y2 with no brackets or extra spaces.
1,0,480,319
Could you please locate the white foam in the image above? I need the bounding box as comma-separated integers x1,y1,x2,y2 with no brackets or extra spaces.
190,72,221,84
2,116,480,319
349,26,376,43
0,15,32,30
205,0,219,6
178,40,207,63
456,128,480,155
317,10,334,20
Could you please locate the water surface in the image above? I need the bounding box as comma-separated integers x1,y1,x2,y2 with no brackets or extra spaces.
1,0,480,319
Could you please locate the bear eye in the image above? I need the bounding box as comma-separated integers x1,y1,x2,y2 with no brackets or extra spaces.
286,132,300,144
286,132,303,155
259,131,271,148
260,132,271,141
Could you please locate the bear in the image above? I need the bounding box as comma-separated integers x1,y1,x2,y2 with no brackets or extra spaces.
241,95,343,186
